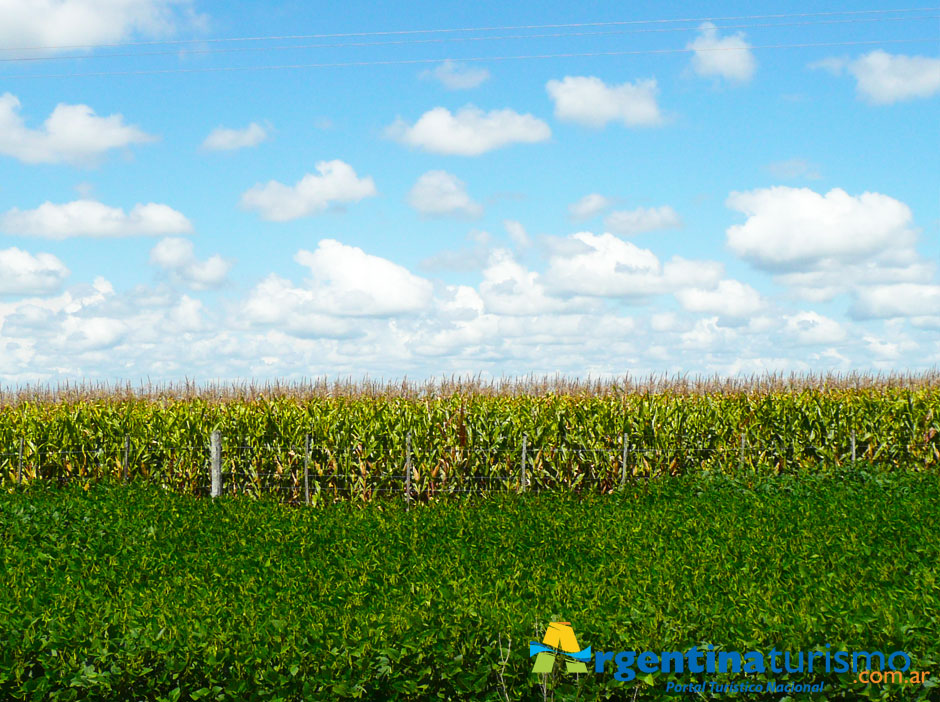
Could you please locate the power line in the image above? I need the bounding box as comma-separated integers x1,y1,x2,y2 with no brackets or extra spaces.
1,15,935,64
3,6,938,52
2,37,933,80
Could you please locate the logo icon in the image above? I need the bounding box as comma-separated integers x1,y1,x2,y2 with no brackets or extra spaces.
530,622,592,674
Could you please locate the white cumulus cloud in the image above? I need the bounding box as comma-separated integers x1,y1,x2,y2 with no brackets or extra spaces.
568,193,612,220
240,160,377,221
813,50,940,104
726,186,915,270
544,232,722,299
675,279,763,318
61,315,128,351
850,283,940,320
775,258,936,303
0,247,70,296
201,122,268,151
386,105,551,155
0,93,154,165
604,206,681,236
150,238,232,289
680,316,739,351
546,76,663,127
504,220,530,248
243,240,433,323
687,22,756,83
1,200,192,238
293,240,432,316
783,312,846,345
479,249,588,315
420,60,490,90
407,170,483,218
864,335,902,360
240,275,362,339
0,0,199,50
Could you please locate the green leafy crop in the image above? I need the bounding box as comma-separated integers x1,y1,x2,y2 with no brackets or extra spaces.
1,472,938,700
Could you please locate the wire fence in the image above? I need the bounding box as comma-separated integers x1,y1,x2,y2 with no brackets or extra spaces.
3,428,936,505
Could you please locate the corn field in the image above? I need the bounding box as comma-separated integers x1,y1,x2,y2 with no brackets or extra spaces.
1,374,938,498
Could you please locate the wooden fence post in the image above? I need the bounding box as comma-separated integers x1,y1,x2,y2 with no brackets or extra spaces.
405,433,412,509
304,434,311,506
210,430,221,498
520,434,527,493
621,433,628,489
17,438,23,485
739,434,745,472
851,430,856,465
123,436,130,483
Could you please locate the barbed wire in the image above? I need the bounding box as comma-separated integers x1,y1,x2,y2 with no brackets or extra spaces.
4,429,932,504
0,439,920,456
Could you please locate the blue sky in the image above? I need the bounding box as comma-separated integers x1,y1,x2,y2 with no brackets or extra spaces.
0,0,938,383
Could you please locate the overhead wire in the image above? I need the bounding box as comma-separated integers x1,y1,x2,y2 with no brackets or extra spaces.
3,6,938,51
2,37,934,80
0,14,936,64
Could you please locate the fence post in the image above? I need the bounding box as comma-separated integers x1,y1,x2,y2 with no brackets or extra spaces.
621,433,628,489
520,434,527,493
304,434,311,506
405,433,412,509
361,445,368,502
210,430,221,498
851,430,856,465
17,437,23,485
123,436,130,483
739,434,745,472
